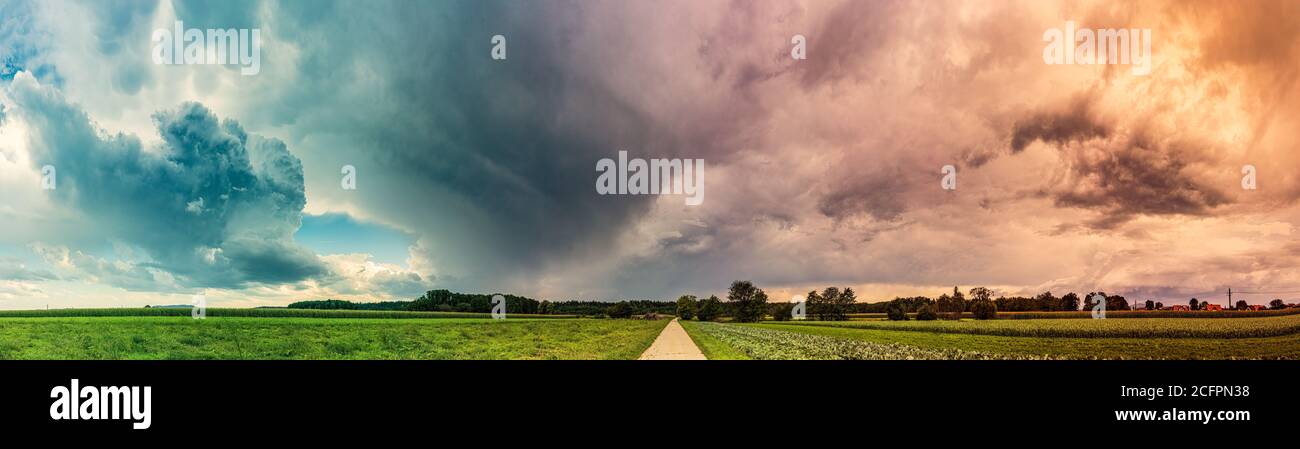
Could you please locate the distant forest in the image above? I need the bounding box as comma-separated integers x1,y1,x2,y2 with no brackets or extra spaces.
287,290,677,316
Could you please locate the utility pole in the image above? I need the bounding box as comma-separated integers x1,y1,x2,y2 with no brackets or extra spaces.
1228,287,1232,309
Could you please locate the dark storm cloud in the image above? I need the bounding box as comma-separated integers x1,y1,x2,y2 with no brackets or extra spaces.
1011,97,1231,229
816,168,909,222
1010,97,1109,153
1051,137,1232,228
8,73,326,289
234,0,692,289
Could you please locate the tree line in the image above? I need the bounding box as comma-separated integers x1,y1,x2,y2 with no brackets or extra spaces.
288,290,677,316
290,286,1294,319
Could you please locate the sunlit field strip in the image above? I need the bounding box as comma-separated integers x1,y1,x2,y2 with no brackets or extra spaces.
686,321,1050,360
845,308,1300,320
777,313,1300,338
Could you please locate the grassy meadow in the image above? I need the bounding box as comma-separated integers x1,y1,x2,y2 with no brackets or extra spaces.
0,308,577,319
3,305,1298,360
0,315,666,359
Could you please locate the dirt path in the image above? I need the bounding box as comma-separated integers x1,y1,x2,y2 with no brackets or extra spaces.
638,318,707,360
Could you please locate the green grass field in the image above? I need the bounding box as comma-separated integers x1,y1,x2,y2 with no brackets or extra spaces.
0,316,667,359
5,306,1298,360
0,308,577,319
680,314,1300,360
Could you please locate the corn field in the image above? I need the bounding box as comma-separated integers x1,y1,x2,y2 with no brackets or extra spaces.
784,313,1300,338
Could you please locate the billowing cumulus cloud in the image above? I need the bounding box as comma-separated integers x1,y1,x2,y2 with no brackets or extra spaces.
7,72,325,290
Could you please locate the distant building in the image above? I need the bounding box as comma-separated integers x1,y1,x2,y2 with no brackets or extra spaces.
1204,304,1222,311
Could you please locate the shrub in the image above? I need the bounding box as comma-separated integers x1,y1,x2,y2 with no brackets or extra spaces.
886,302,908,321
915,304,938,321
676,295,698,320
606,301,634,319
970,298,997,320
727,280,770,323
770,303,795,321
696,296,723,321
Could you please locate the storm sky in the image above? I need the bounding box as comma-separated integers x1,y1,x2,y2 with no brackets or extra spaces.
1,0,1298,308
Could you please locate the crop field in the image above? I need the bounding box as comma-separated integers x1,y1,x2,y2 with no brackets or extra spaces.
681,313,1300,360
682,321,1048,360
676,313,1300,359
0,316,666,359
844,308,1300,320
779,313,1300,338
750,323,1300,359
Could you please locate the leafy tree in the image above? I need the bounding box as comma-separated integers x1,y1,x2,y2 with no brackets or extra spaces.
696,296,723,321
836,287,857,320
1155,302,1164,309
936,293,952,315
801,290,819,320
606,301,634,319
970,297,997,320
1061,292,1081,311
813,287,837,320
1270,299,1286,310
915,304,938,321
769,302,794,321
811,286,854,321
1189,298,1199,310
936,287,965,320
676,295,698,320
1236,300,1249,311
1105,294,1128,311
1144,300,1155,311
1083,292,1109,311
538,300,552,315
727,280,769,323
1034,291,1060,311
886,300,908,321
